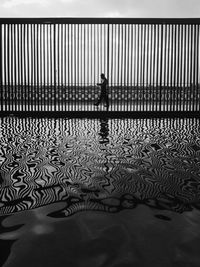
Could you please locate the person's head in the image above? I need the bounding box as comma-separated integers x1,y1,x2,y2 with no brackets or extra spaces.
101,73,105,79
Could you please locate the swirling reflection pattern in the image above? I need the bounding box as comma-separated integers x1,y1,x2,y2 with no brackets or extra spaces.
0,116,200,218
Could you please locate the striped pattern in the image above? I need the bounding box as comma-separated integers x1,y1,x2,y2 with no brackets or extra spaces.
0,117,200,217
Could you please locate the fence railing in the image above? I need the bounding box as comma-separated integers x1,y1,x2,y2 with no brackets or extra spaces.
0,18,200,113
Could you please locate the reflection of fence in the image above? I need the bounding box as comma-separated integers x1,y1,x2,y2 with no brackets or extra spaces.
0,18,200,113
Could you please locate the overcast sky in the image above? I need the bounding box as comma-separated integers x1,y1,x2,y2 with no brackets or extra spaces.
0,0,200,18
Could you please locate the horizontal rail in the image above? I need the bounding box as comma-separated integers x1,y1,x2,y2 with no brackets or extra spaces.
1,18,200,25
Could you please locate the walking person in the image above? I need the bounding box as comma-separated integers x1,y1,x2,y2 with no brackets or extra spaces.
94,73,109,110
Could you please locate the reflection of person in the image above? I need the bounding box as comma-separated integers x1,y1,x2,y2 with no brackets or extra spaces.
99,118,109,144
94,73,109,110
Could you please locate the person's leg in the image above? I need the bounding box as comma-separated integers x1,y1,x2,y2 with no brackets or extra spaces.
94,92,103,106
104,93,109,109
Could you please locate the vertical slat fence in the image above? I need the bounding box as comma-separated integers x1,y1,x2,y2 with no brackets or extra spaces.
0,18,199,114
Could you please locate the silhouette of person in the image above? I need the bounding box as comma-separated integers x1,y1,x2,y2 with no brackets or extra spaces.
94,73,109,110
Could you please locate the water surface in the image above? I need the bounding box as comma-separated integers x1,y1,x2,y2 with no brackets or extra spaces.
0,116,200,267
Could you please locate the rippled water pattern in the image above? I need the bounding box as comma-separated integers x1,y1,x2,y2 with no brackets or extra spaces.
0,117,200,218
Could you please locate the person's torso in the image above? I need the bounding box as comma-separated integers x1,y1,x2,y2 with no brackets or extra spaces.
101,78,108,91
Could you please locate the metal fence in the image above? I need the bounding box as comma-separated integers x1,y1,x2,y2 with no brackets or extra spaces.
0,18,200,114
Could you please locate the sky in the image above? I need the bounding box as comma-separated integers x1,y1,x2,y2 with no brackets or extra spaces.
0,0,200,18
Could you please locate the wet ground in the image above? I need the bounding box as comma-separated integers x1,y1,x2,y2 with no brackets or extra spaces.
0,116,200,267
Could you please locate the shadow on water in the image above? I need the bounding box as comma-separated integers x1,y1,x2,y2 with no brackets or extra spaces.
0,239,16,267
0,215,20,267
0,116,200,266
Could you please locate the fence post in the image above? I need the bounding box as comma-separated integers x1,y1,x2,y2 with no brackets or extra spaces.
0,24,2,111
54,23,57,111
107,23,110,82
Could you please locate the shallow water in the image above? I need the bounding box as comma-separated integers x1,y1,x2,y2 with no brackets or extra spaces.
0,116,200,267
